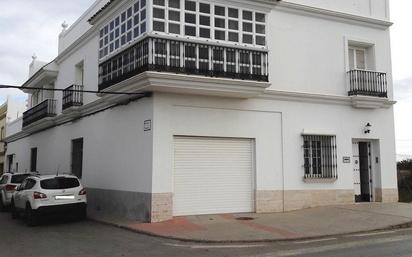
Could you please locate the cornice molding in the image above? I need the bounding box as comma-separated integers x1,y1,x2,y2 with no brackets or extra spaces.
275,1,393,30
258,89,396,108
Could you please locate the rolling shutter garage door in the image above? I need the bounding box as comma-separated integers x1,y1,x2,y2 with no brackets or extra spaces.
173,136,255,216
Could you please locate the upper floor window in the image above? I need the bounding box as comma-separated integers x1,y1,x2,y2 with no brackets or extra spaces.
99,0,147,59
349,46,366,70
152,0,267,46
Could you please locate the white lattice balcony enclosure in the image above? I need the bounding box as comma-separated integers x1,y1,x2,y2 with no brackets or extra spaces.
93,0,271,98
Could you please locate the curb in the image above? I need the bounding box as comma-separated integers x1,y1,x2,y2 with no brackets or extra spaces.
89,217,412,244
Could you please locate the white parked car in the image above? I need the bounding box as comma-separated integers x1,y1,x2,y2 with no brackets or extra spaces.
0,173,33,211
11,174,87,226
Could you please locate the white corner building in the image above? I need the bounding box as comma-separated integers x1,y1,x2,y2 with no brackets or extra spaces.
5,0,398,222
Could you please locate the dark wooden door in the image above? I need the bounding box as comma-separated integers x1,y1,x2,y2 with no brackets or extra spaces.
359,142,371,202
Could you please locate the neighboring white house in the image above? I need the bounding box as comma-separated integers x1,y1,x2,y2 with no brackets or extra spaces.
5,0,398,222
1,98,26,174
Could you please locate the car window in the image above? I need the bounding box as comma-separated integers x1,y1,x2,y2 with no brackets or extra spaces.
24,179,36,190
19,180,27,190
0,175,8,184
11,174,30,184
40,177,80,190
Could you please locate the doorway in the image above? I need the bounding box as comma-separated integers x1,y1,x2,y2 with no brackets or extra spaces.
353,142,372,202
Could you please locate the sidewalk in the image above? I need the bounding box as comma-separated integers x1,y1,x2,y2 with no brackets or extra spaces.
89,203,412,243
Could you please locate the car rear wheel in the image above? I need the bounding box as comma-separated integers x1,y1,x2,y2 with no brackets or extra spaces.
25,204,38,226
0,195,5,212
11,200,18,219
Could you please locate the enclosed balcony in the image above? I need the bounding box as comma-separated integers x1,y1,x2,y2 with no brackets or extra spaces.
62,84,84,111
98,37,269,97
347,70,388,98
23,99,57,128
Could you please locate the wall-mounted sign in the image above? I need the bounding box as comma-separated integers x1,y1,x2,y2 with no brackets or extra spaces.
144,120,152,131
343,157,351,163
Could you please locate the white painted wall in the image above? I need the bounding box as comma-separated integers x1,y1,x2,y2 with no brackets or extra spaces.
54,35,100,114
6,98,154,193
58,0,109,54
5,118,22,138
283,0,389,20
267,6,393,98
151,93,397,194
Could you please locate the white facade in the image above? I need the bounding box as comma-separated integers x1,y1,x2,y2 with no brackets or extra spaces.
5,0,398,222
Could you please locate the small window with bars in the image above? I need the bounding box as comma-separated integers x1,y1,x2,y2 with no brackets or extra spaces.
303,135,337,179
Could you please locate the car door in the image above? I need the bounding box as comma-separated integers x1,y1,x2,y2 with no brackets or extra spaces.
13,180,27,209
20,179,36,208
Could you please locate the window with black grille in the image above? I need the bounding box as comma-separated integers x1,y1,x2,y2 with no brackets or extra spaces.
303,135,337,179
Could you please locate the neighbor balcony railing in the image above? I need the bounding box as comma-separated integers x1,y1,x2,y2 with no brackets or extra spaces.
98,36,269,91
23,99,57,128
62,84,84,110
348,69,388,98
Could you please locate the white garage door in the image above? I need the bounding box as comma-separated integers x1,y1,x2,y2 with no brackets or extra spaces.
173,136,255,216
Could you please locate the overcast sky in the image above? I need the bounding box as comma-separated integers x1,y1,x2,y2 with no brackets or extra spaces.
0,0,411,157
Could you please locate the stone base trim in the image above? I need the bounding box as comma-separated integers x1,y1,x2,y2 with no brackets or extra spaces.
283,189,354,212
375,188,399,203
86,188,151,222
151,193,173,223
256,190,283,213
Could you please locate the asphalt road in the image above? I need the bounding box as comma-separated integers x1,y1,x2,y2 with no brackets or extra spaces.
1,212,412,257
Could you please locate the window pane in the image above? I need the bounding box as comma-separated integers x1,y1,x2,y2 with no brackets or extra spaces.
215,18,225,28
215,6,225,16
185,0,196,11
256,36,266,46
243,10,252,20
256,12,265,22
229,20,238,30
243,22,252,32
229,32,239,42
356,49,366,70
153,8,165,19
349,49,355,70
199,28,210,38
200,16,210,26
141,22,146,33
153,21,165,32
141,0,146,7
185,13,196,24
243,34,253,44
215,30,225,40
229,8,238,18
134,27,140,38
256,24,265,34
169,23,180,34
185,25,196,36
153,0,165,6
199,3,210,13
169,0,180,8
169,10,180,21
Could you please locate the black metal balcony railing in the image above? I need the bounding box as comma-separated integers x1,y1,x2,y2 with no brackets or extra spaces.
23,99,57,128
348,70,388,98
98,37,269,91
62,84,84,110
